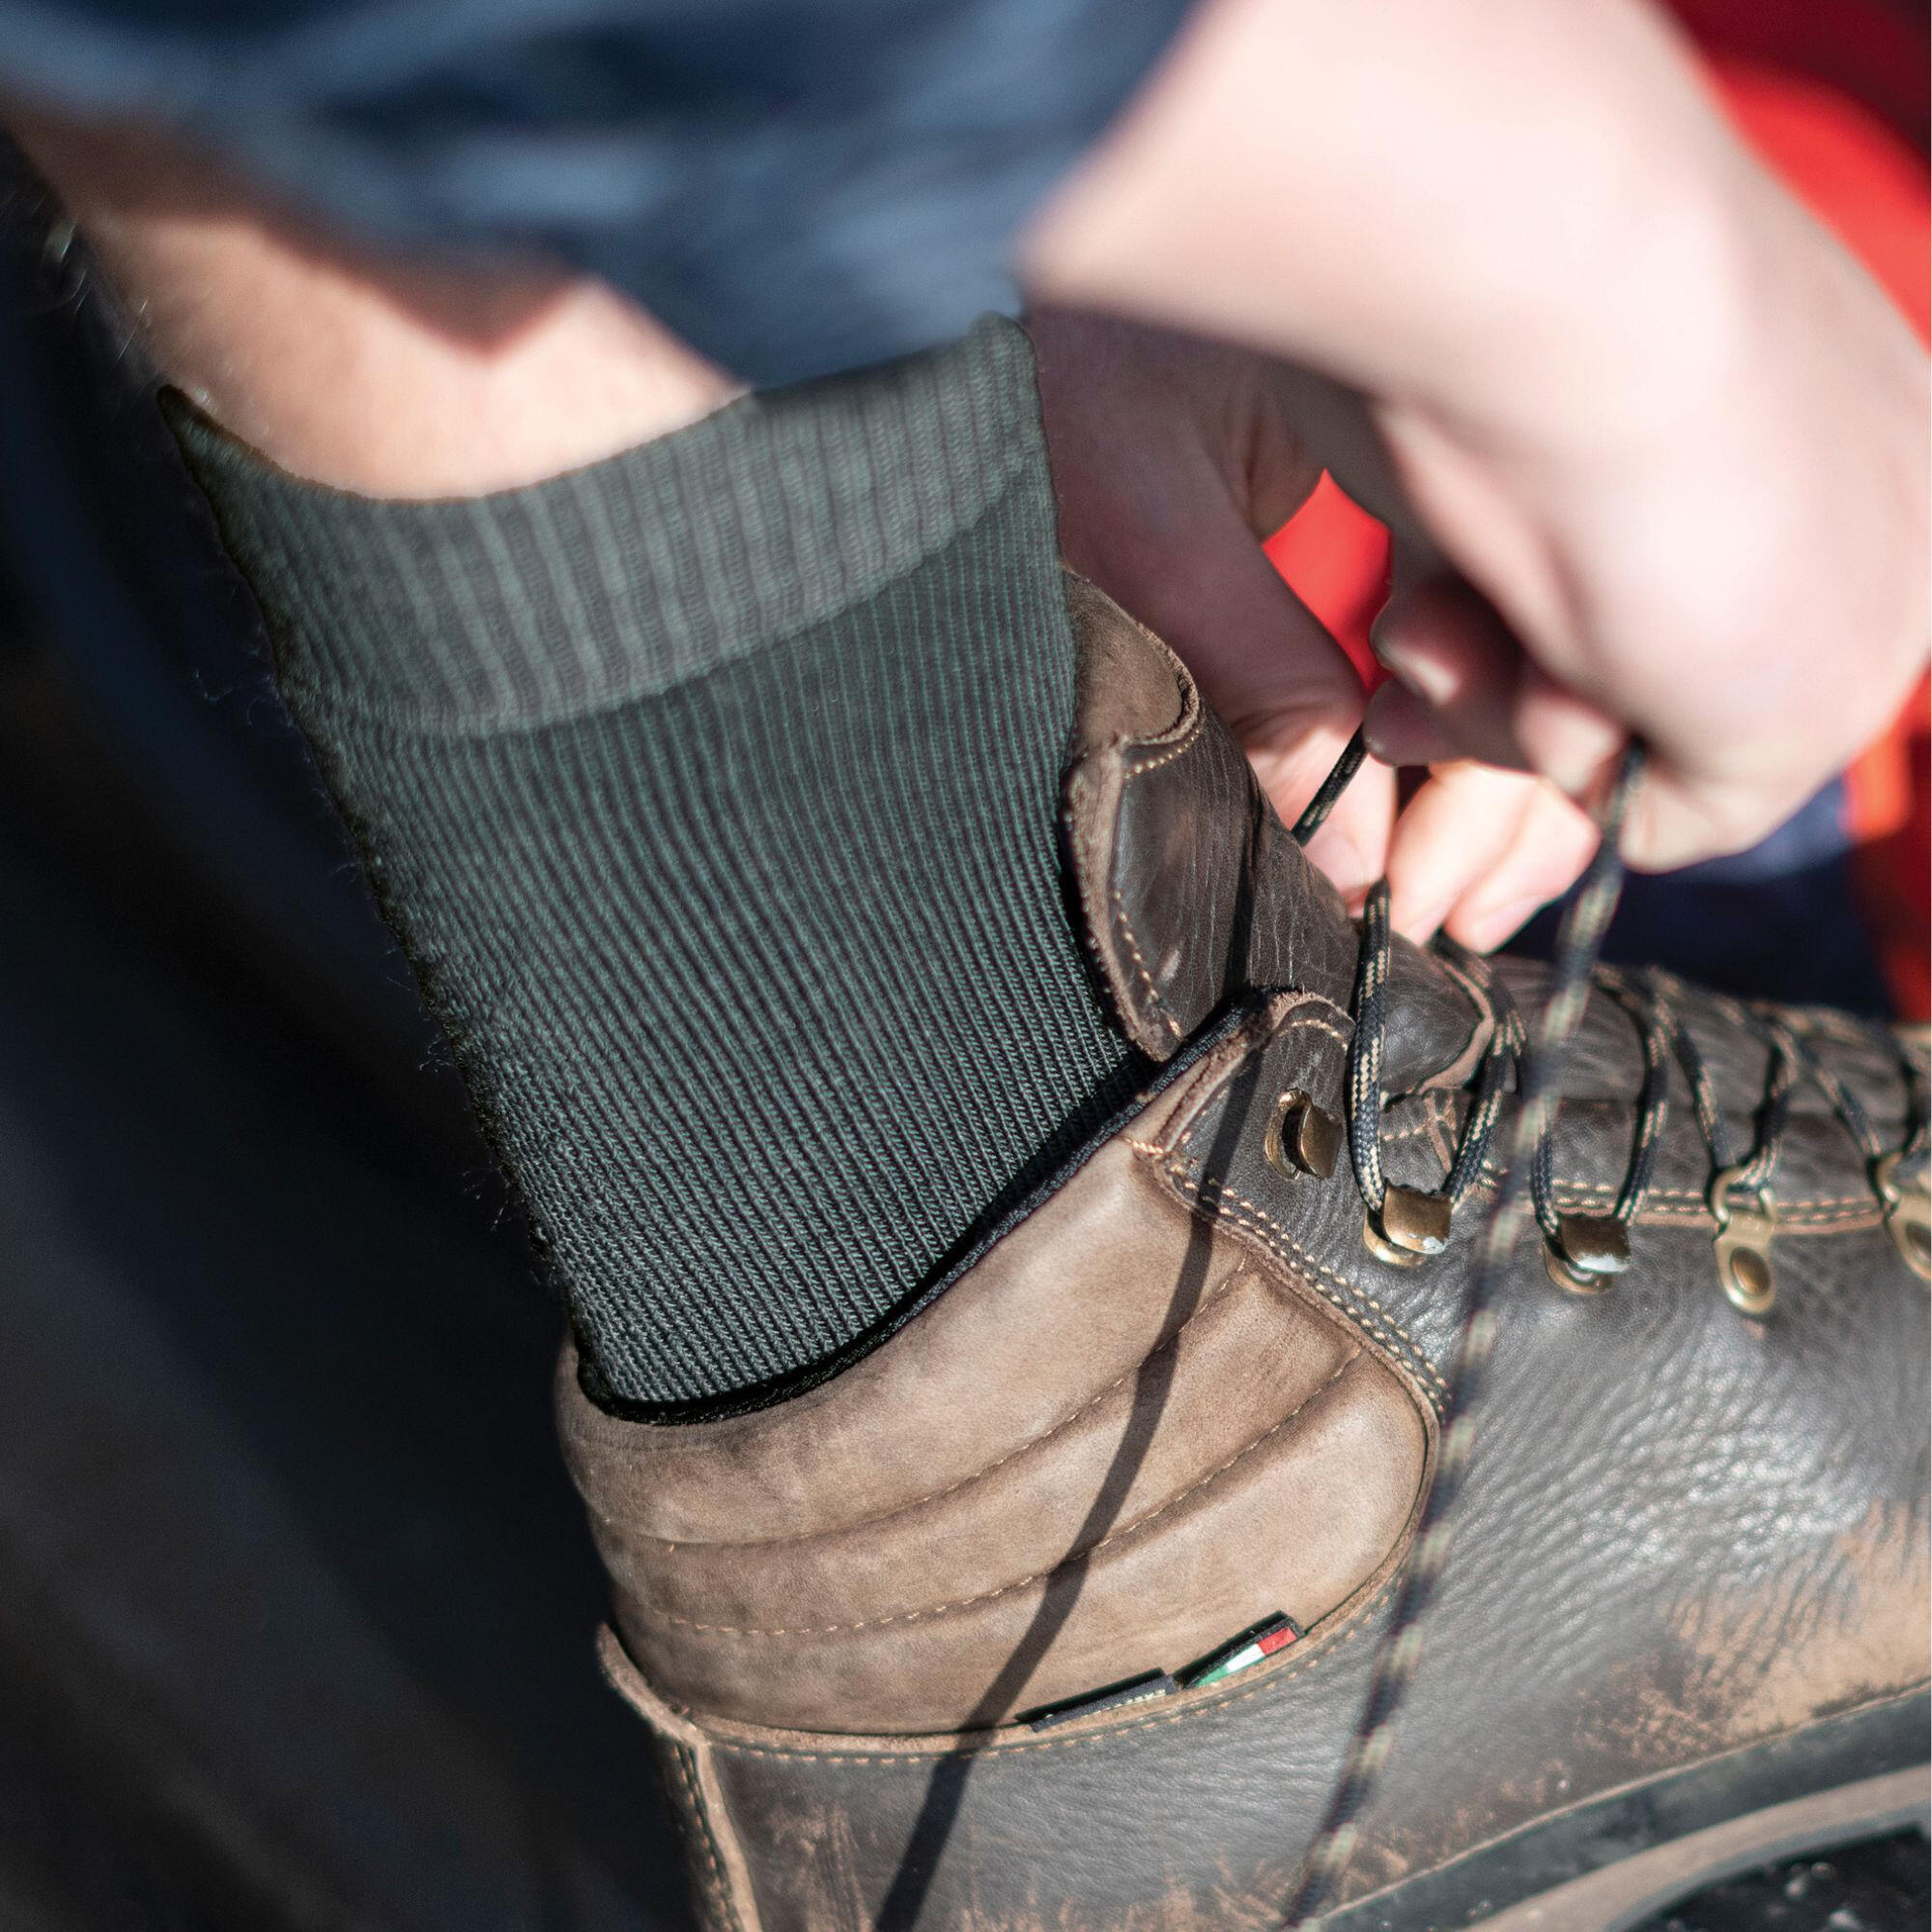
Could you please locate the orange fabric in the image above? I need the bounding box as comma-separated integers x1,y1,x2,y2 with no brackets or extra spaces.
1850,683,1931,1020
1262,474,1387,691
1713,62,1931,1016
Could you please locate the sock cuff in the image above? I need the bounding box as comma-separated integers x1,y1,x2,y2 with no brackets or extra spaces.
165,313,1045,736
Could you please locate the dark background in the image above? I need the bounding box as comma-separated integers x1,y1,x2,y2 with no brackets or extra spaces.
0,179,696,1930
0,148,1921,1932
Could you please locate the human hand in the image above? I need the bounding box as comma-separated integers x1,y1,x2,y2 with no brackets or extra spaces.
1025,0,1929,918
1030,308,1599,950
1030,311,1390,916
1351,157,1928,878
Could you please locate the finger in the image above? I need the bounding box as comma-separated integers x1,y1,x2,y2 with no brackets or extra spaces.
1382,762,1543,943
1025,315,1403,886
1511,666,1760,873
1268,728,1398,908
1512,662,1628,800
1253,367,1444,570
1616,764,1814,874
1363,578,1527,769
1439,779,1599,952
1160,543,1363,734
1176,554,1397,901
1078,478,1401,893
1361,678,1463,769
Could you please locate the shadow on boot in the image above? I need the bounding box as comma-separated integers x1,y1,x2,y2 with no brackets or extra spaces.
562,578,1930,1932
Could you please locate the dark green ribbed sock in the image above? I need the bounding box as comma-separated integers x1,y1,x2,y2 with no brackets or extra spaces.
167,317,1143,1413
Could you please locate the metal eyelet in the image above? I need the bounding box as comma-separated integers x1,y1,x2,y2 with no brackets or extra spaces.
1708,1164,1777,1318
1364,1186,1452,1266
1264,1092,1342,1181
1543,1212,1630,1296
1872,1151,1932,1284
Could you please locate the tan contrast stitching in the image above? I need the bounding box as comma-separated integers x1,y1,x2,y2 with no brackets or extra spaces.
669,1745,742,1932
1475,1163,1877,1209
1151,1008,1448,1399
1123,734,1203,780
1169,1167,1449,1405
1112,898,1185,1040
1469,1163,1882,1219
1285,1013,1351,1048
643,1262,1271,1552
1102,696,1208,1037
642,1351,1360,1637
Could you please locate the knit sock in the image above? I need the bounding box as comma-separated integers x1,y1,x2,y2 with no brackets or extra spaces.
167,317,1144,1414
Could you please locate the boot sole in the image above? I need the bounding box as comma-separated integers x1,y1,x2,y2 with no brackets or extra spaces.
1325,1691,1928,1932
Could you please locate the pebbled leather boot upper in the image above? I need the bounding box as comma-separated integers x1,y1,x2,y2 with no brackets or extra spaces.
562,576,1929,1932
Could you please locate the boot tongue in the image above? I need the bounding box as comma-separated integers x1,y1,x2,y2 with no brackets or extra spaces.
1061,573,1482,1089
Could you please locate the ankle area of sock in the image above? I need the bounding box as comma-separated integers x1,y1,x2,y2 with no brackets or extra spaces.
164,313,1045,735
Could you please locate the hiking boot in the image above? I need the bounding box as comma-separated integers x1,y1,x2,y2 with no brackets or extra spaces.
560,576,1930,1932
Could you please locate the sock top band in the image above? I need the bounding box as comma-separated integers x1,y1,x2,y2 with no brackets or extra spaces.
166,313,1040,736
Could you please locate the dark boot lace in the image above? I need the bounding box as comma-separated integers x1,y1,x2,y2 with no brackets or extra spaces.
1347,891,1929,1296
1279,731,1930,1926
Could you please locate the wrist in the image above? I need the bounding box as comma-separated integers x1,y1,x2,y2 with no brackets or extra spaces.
1025,0,1755,464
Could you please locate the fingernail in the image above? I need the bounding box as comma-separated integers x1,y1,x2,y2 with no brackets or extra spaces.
1370,630,1457,708
1544,745,1614,799
1462,895,1546,951
1367,609,1406,672
1362,696,1429,770
1364,712,1420,767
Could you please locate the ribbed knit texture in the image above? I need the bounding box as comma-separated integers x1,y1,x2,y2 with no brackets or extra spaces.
167,318,1142,1411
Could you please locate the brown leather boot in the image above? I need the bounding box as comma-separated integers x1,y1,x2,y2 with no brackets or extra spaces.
561,577,1930,1932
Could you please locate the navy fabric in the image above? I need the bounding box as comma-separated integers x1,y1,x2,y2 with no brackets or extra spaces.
1,0,1192,384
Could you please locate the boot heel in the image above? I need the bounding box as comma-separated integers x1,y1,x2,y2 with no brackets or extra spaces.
599,1629,767,1932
